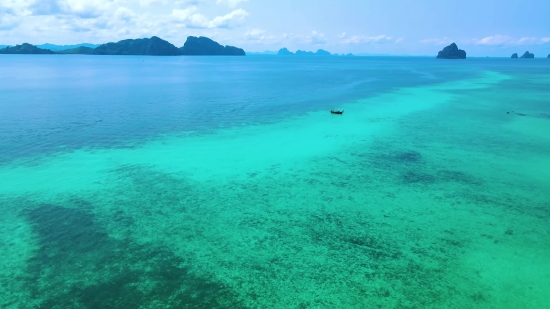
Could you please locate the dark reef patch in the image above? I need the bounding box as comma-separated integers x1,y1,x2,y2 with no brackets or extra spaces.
402,171,437,184
394,150,423,163
366,149,425,167
305,211,476,307
21,201,245,309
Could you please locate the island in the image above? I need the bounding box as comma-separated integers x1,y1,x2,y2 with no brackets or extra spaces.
278,48,334,56
56,46,96,54
277,48,294,55
180,36,245,56
92,36,181,55
38,43,99,51
547,54,549,58
511,53,518,58
436,43,466,59
0,36,246,56
520,51,534,58
0,43,54,54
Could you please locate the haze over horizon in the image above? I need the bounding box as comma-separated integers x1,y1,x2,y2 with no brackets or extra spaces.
1,0,549,56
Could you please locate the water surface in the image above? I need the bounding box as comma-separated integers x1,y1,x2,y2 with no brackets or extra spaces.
1,55,549,308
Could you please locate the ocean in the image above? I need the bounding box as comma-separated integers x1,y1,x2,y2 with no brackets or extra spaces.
1,55,549,308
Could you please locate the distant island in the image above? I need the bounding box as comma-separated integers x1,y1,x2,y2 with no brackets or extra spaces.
0,43,54,54
37,43,100,51
520,51,534,58
0,36,245,56
511,53,518,58
247,51,278,55
436,43,466,59
548,54,550,58
277,48,349,56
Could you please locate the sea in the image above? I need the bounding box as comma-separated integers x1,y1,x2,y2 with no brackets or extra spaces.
0,55,549,309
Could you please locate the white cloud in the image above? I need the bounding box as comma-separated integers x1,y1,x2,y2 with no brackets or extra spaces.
307,30,326,45
60,0,111,18
420,37,452,45
216,0,248,8
244,28,265,40
0,0,251,45
0,12,19,30
339,32,346,38
243,28,287,46
209,8,248,28
474,35,511,45
24,0,115,18
342,34,396,44
1,0,34,14
171,6,198,21
474,35,550,46
140,0,204,7
172,7,248,29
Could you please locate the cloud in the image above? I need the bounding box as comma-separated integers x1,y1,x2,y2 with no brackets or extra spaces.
216,0,248,8
244,28,265,40
209,8,248,28
0,0,251,45
474,35,550,46
172,6,198,21
474,35,511,45
243,28,286,46
26,0,113,18
172,7,248,29
342,34,397,44
0,12,19,30
420,37,452,45
61,0,112,18
140,0,204,7
307,30,326,45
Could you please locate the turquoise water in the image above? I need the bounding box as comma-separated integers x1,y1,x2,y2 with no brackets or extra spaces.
1,55,549,308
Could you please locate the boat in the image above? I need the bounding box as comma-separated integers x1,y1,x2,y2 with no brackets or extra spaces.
331,110,344,115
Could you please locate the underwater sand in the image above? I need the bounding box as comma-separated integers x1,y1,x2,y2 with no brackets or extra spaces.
0,56,549,308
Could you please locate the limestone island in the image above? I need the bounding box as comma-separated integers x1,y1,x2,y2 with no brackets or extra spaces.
180,36,245,56
0,43,54,54
511,53,518,58
90,36,181,55
436,43,466,59
520,51,534,58
0,36,245,56
277,48,333,56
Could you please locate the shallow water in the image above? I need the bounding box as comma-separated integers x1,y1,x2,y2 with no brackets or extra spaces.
1,55,549,308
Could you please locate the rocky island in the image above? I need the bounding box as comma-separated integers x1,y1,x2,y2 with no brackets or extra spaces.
277,48,333,56
56,46,96,54
38,43,99,51
0,36,246,56
92,36,180,55
436,43,466,59
180,36,245,56
0,43,54,54
520,51,534,58
511,53,518,58
277,48,294,55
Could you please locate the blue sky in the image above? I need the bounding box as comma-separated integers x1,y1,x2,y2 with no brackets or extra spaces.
1,0,549,56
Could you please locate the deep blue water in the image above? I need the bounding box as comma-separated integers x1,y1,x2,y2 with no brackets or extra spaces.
0,55,490,165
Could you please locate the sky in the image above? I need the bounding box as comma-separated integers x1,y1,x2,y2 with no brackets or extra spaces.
1,0,549,56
